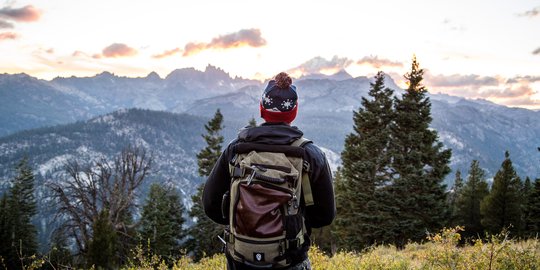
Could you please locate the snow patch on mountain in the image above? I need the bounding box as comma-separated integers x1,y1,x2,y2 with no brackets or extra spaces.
38,154,73,177
439,131,465,150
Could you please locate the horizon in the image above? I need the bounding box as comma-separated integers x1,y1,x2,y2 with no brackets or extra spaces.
0,0,539,109
4,65,538,113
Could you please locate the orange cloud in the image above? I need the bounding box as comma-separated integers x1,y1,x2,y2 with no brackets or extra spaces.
0,5,42,22
357,55,403,68
101,43,138,58
152,47,182,59
183,28,266,56
0,32,18,40
183,42,206,57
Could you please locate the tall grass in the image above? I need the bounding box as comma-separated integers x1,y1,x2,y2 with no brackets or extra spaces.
124,227,539,270
6,227,539,269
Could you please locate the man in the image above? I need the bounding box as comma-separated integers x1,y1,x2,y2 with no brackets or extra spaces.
203,72,335,270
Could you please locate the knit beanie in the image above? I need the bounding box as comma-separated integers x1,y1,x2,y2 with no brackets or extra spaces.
260,72,298,124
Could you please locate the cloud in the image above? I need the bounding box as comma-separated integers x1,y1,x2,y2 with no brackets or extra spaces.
425,72,500,88
183,28,266,56
481,85,534,98
288,56,353,76
183,42,207,57
0,5,41,22
533,47,540,55
506,75,540,84
72,50,89,57
357,55,403,68
426,72,540,109
518,7,540,17
152,47,182,59
100,43,138,58
209,28,266,47
0,31,18,40
0,20,13,29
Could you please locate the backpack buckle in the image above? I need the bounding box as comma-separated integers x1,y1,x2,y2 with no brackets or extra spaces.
302,160,310,172
285,238,300,249
247,169,256,185
232,165,244,178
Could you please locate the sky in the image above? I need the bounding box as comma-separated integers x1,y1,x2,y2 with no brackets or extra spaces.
0,0,539,109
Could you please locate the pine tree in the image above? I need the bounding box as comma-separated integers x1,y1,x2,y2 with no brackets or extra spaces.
186,109,226,261
521,177,533,236
387,56,452,247
87,210,117,269
0,194,13,267
0,158,38,270
448,170,464,226
481,151,522,235
185,185,225,261
196,109,224,177
454,160,489,239
524,178,540,236
139,183,185,264
333,71,394,250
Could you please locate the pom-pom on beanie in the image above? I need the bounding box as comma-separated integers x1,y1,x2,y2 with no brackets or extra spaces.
260,72,298,124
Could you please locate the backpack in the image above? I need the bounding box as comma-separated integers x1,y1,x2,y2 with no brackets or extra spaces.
223,137,314,268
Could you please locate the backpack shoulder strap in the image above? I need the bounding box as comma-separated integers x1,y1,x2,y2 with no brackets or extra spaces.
290,137,312,148
290,137,315,206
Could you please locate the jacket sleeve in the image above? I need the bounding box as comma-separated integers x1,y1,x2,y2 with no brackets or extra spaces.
303,143,336,228
202,144,233,225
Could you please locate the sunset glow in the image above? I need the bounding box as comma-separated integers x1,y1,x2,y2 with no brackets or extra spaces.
0,0,539,109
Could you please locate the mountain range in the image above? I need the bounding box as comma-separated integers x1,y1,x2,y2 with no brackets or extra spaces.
1,66,539,187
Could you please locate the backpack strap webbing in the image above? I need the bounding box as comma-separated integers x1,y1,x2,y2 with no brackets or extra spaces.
291,138,315,206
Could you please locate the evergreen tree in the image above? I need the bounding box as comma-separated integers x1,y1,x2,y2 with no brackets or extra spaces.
139,183,185,264
333,71,394,250
387,56,452,247
481,151,522,235
87,210,117,269
448,170,464,226
196,109,224,177
0,158,38,270
521,177,533,236
0,194,13,267
185,185,225,261
455,160,489,239
524,178,540,236
186,109,225,261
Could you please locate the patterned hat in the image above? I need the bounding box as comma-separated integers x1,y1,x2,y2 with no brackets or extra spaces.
259,75,298,124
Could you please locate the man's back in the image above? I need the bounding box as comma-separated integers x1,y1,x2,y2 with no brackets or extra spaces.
202,72,335,269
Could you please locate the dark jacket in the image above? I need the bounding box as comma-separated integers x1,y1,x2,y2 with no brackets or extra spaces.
202,122,336,268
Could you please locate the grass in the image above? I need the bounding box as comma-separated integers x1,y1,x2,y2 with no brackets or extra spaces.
6,227,539,269
124,227,540,270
